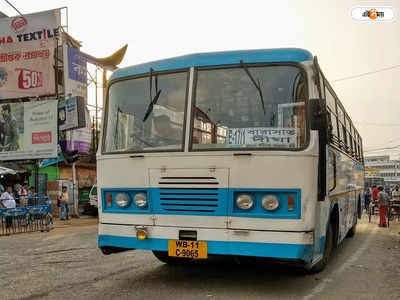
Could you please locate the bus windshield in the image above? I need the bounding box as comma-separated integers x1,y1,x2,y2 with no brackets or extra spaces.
103,72,188,153
192,65,307,150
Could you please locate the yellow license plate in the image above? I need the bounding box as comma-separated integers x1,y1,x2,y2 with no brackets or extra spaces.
168,240,208,259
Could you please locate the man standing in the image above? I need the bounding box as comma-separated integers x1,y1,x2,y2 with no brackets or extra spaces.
58,186,70,221
1,104,19,152
0,186,16,208
371,185,379,202
0,186,16,228
377,186,389,227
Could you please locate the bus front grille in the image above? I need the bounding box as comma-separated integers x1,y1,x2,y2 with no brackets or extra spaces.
158,188,219,213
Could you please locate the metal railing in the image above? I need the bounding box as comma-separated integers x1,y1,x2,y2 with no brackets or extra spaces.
0,196,53,236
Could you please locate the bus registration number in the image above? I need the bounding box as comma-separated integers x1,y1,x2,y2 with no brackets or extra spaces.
168,240,207,259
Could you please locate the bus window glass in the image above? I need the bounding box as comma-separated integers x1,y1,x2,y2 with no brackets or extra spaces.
337,105,345,124
325,87,336,113
338,122,346,146
103,72,187,153
347,130,352,151
192,66,307,150
330,111,338,137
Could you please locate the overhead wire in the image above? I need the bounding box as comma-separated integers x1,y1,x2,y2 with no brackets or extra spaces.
354,121,400,127
332,64,400,82
364,144,400,153
3,0,22,15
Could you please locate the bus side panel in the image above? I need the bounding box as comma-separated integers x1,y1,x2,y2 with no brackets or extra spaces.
313,146,364,258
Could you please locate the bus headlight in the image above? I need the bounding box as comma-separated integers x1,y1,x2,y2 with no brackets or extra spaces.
236,194,254,210
134,193,147,207
262,195,279,211
115,193,130,208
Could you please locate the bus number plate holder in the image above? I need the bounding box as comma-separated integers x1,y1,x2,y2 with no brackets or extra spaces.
168,240,207,259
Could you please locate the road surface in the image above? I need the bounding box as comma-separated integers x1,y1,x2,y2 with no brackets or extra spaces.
0,215,399,300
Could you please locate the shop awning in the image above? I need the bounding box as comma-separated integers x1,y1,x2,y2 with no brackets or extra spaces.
0,162,29,174
0,167,17,175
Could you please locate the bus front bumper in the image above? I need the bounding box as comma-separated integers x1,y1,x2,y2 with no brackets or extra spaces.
98,223,314,263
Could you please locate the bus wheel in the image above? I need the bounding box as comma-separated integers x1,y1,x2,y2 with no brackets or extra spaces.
346,223,357,238
307,222,333,273
152,251,187,265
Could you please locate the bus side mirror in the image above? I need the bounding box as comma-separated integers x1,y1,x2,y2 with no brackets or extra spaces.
308,98,329,202
308,99,328,133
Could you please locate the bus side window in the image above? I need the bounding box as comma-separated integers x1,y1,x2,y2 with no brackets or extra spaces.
328,150,337,192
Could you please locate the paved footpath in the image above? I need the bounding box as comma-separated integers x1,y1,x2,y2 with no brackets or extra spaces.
0,215,399,300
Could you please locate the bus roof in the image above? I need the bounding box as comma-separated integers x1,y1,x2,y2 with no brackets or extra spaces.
110,48,313,81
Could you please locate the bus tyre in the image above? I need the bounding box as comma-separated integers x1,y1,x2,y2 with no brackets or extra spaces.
152,251,186,265
308,222,333,274
346,223,356,238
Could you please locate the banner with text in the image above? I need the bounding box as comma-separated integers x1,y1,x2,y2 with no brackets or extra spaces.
63,44,87,101
0,9,60,100
0,100,58,161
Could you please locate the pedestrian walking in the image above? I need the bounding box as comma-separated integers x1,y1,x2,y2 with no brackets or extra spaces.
364,188,371,211
377,186,389,227
371,185,379,201
58,186,70,221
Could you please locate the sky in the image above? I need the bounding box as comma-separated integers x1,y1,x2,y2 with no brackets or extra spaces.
0,0,399,158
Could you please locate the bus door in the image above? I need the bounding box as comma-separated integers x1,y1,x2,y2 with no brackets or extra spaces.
149,168,230,229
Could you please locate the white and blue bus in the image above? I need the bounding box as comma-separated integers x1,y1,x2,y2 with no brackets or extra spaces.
98,48,364,272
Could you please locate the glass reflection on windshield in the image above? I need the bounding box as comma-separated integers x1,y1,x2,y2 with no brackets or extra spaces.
104,72,187,153
192,66,307,150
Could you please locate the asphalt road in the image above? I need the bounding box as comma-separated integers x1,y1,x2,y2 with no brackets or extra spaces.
0,215,399,300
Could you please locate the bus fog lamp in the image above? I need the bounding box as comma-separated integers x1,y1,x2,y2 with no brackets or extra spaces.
236,194,254,210
115,193,130,208
134,193,147,207
136,228,147,240
262,195,279,211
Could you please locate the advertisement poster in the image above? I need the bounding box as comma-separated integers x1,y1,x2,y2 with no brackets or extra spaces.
63,44,87,101
228,127,297,148
0,9,60,100
63,108,92,153
0,100,58,160
58,96,86,131
0,40,56,99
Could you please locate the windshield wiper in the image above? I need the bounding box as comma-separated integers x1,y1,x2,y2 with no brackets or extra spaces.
142,90,162,122
240,60,265,115
143,68,162,122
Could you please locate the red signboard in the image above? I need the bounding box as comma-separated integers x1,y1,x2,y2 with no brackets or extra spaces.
32,131,52,144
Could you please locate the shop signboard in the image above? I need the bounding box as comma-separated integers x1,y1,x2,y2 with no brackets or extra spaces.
365,167,380,177
0,9,60,100
39,150,64,168
0,100,58,161
63,44,88,101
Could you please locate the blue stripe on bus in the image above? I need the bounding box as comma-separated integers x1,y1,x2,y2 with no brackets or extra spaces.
98,235,313,262
111,48,313,80
101,188,301,219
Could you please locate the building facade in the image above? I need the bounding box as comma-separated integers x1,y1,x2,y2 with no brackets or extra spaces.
365,155,400,187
